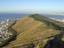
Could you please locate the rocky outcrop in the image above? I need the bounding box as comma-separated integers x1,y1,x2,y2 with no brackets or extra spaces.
0,20,17,47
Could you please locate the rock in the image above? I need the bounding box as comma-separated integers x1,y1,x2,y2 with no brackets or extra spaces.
0,20,17,47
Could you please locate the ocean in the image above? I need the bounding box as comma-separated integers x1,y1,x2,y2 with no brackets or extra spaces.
0,13,64,21
0,13,29,21
44,14,64,20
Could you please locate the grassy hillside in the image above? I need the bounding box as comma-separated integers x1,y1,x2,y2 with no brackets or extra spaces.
3,14,62,48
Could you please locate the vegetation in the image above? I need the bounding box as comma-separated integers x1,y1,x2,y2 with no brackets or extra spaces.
2,14,64,48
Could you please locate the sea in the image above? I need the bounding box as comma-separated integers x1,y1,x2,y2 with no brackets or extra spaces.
0,13,64,21
0,13,29,21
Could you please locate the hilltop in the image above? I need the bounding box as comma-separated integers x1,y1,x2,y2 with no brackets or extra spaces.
3,14,64,48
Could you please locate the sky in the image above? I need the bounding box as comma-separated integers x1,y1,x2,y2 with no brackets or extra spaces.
0,0,64,14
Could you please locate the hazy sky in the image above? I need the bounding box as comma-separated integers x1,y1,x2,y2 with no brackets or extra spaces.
0,0,64,13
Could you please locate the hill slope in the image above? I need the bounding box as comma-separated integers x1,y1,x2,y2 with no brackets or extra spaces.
4,14,61,48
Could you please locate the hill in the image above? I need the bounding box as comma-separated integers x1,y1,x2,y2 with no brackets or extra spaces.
3,14,63,48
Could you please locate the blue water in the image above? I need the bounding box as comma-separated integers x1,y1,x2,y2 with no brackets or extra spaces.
44,14,64,20
0,13,64,21
0,13,29,21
